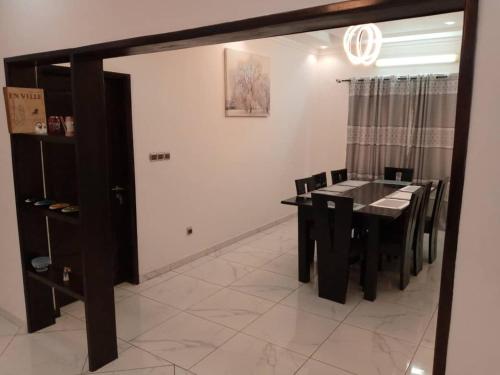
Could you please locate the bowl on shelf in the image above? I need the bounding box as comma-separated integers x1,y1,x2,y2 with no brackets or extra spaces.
31,256,51,272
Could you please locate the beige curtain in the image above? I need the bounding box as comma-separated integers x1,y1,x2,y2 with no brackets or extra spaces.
346,74,458,182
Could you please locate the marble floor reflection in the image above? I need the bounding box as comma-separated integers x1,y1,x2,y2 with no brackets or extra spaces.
0,216,442,375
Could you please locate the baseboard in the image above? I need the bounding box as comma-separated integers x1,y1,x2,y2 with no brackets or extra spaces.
0,306,25,329
141,213,296,282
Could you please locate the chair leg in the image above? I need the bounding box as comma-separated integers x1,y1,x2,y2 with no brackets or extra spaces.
428,230,438,264
360,257,366,287
412,242,424,275
308,244,315,265
399,247,411,290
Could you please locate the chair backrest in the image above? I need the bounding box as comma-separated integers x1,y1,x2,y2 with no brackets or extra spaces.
295,177,315,195
312,193,353,303
430,177,450,228
331,169,348,184
384,167,414,182
312,172,328,189
414,182,433,247
402,189,422,254
311,193,353,257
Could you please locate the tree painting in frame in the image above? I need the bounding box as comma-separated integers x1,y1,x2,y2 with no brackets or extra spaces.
225,48,270,117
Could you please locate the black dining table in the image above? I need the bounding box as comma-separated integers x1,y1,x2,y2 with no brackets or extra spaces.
281,181,411,301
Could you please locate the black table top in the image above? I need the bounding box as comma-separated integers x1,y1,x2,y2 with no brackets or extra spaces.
281,181,408,220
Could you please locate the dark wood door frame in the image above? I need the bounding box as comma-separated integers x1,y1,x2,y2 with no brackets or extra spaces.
4,0,479,373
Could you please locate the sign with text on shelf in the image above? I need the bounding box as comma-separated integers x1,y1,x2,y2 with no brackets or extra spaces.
3,86,47,134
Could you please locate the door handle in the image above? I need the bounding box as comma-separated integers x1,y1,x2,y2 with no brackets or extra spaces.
112,186,126,205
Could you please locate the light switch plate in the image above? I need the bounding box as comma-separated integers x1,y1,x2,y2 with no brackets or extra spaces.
149,152,170,162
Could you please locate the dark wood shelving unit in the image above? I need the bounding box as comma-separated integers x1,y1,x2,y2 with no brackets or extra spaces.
6,64,139,371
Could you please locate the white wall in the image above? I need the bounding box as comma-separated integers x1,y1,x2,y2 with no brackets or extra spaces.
445,2,500,374
101,36,459,277
103,38,327,275
1,3,499,373
0,0,337,324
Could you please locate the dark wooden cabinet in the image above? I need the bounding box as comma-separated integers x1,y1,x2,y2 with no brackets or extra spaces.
6,63,138,371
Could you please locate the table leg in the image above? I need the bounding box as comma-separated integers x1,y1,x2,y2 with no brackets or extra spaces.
298,206,313,283
364,216,380,301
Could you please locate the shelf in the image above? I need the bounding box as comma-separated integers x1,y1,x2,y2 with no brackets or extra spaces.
12,133,76,145
21,204,80,225
27,266,85,301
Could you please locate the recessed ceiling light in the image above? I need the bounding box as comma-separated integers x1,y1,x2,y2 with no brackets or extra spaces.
383,31,462,44
376,54,458,67
445,21,456,25
319,45,328,49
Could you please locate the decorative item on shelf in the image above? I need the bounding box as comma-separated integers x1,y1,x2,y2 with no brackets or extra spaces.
49,202,70,210
34,121,47,135
63,266,72,283
61,205,79,213
63,116,75,137
3,87,47,134
31,256,51,273
34,199,55,207
24,197,40,204
47,116,65,136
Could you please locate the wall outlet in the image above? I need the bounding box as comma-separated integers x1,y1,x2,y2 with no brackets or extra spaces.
186,227,193,235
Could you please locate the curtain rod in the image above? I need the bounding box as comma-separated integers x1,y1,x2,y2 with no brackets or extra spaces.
336,74,449,83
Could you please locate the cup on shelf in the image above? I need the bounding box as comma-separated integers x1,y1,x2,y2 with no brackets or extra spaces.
47,116,65,135
63,116,75,137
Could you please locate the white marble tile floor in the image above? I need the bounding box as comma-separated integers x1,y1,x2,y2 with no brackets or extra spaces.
0,217,442,374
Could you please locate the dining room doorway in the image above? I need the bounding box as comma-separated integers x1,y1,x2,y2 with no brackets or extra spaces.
3,1,478,373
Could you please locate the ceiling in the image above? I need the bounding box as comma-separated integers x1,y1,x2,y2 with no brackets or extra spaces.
286,12,464,53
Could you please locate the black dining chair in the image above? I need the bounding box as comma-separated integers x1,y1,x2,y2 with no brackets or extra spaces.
312,172,328,189
425,178,449,263
295,177,315,195
384,167,414,182
379,189,422,290
331,168,348,184
311,193,364,303
412,182,433,276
